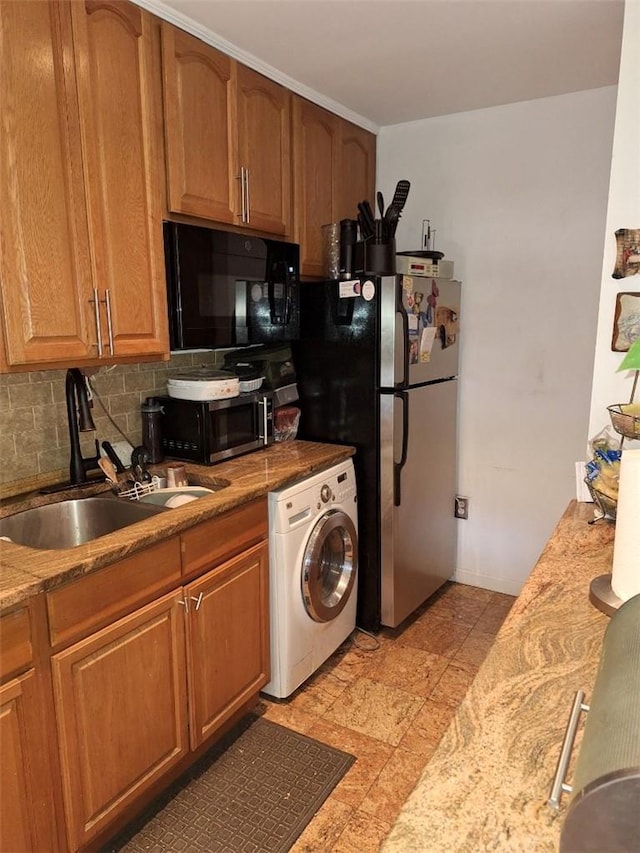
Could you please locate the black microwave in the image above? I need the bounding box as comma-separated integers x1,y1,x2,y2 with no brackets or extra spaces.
164,222,300,349
158,392,274,465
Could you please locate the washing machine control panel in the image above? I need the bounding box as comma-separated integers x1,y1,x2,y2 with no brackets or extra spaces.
320,484,331,503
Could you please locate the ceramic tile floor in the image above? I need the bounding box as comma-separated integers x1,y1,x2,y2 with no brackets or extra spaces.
256,581,515,853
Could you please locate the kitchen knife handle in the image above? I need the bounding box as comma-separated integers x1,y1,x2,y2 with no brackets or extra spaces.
394,391,409,507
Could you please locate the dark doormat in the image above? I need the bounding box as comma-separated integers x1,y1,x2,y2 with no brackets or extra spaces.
102,714,355,853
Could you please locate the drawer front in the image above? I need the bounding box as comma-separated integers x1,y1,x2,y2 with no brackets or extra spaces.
47,537,182,649
181,499,268,580
0,607,32,682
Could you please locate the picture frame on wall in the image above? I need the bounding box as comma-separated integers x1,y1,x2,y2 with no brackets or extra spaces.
612,228,640,279
611,291,640,351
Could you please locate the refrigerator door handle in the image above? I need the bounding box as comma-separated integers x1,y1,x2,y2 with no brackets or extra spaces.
396,278,409,388
394,390,409,506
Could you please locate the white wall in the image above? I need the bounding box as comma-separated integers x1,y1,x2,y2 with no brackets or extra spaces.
588,0,640,443
378,88,616,594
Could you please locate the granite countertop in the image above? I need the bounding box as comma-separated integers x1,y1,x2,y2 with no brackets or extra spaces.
0,440,354,610
383,500,615,852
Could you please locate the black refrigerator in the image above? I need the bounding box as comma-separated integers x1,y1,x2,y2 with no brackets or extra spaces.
293,274,461,632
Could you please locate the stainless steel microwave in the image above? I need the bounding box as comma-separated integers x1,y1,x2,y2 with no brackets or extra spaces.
158,391,274,465
163,222,300,349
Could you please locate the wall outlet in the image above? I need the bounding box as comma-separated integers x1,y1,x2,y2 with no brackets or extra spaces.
454,495,469,519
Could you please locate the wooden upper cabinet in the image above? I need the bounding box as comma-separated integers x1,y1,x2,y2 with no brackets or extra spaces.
236,65,291,236
161,24,236,224
0,0,95,365
335,119,376,223
161,22,291,236
292,97,340,277
71,0,169,358
0,0,168,371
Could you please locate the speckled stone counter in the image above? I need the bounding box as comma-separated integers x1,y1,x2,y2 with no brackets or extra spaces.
0,440,353,610
383,501,615,853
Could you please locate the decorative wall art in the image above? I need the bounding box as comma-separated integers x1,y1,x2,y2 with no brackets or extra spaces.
611,292,640,351
612,228,640,279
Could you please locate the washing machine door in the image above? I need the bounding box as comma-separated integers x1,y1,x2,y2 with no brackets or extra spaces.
302,509,358,623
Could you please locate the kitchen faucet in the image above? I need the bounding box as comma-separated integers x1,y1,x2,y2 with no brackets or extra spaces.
66,368,100,485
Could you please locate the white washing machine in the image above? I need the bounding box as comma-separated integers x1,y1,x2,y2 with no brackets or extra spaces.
262,459,358,699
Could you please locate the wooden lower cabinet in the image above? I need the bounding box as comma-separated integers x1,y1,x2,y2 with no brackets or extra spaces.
51,590,189,852
187,540,270,748
48,503,269,851
0,600,62,853
0,672,51,852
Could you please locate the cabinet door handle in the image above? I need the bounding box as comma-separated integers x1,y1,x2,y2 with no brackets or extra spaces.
191,592,203,611
548,689,589,810
177,597,189,612
101,289,114,355
245,168,250,224
237,167,247,222
90,288,103,357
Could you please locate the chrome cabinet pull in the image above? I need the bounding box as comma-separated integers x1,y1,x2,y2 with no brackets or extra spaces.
177,597,189,612
245,168,250,224
102,289,114,355
548,689,590,810
90,288,103,357
191,592,203,611
237,167,247,222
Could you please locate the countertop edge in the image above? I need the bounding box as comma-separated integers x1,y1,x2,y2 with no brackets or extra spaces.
0,441,354,610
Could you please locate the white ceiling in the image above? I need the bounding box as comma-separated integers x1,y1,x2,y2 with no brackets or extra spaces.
142,0,625,130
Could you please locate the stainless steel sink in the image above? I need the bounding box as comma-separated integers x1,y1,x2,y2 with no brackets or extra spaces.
0,496,167,550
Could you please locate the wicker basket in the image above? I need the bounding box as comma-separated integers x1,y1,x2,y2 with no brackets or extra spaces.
608,404,640,440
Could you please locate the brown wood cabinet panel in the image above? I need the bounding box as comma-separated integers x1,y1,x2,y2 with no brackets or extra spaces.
47,537,182,649
181,498,268,580
0,673,38,852
161,23,236,224
0,606,32,682
292,97,341,277
52,590,189,851
71,0,169,359
186,540,269,748
0,0,95,366
236,64,292,236
0,669,61,852
335,119,376,223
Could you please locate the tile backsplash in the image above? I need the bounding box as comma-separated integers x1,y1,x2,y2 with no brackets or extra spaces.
0,352,222,487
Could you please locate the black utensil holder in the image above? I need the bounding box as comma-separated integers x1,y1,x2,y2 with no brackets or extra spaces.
355,239,396,276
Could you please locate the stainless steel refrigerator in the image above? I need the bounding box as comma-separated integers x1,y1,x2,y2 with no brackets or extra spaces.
293,274,461,631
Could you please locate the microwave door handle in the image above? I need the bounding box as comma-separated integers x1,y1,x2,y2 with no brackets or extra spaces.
258,397,269,444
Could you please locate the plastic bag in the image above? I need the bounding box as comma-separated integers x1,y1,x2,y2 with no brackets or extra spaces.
585,426,621,500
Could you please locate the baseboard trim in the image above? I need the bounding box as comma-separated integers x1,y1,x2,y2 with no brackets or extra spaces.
452,569,522,597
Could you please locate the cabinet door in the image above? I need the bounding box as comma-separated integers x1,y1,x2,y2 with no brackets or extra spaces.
161,23,237,224
335,119,377,222
237,65,292,236
292,97,340,277
51,590,188,851
71,0,169,358
0,0,95,366
186,540,270,749
0,672,56,852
